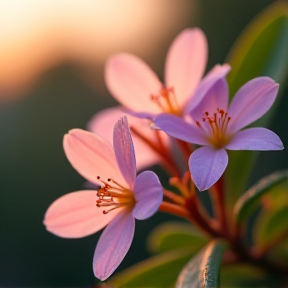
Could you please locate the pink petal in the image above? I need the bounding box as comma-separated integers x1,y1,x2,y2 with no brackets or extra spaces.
225,127,284,151
189,147,228,191
153,114,209,145
189,79,229,122
227,77,279,133
185,64,231,114
87,106,165,170
63,129,125,186
113,116,136,188
44,190,118,238
93,211,135,281
105,53,162,114
165,28,208,108
132,171,163,220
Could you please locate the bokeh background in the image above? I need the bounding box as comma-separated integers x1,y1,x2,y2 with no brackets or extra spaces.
0,0,287,286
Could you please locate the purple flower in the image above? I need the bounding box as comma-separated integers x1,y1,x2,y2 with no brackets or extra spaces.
154,77,284,191
44,116,163,280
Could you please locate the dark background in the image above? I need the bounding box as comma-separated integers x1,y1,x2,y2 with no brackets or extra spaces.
1,0,287,286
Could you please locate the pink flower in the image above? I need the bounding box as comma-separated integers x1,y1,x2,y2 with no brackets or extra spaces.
87,106,169,170
154,77,284,191
105,28,230,120
44,116,163,280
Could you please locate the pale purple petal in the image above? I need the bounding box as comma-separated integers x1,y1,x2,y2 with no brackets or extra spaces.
132,171,163,220
113,116,136,188
126,109,156,119
153,114,209,145
225,127,284,151
189,147,228,191
105,53,162,114
185,64,231,114
189,79,229,122
93,212,135,281
165,28,208,107
228,77,279,133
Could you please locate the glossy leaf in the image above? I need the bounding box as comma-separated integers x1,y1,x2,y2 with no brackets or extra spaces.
225,2,288,206
233,170,288,224
108,247,196,288
176,240,226,288
147,221,207,254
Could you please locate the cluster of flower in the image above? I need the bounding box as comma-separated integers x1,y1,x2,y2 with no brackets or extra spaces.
43,28,284,281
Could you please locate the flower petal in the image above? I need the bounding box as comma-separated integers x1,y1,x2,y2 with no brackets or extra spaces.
93,212,135,281
113,116,136,188
165,28,208,107
189,147,228,191
189,79,229,122
44,190,118,238
153,114,209,145
132,171,163,220
87,106,166,170
63,129,124,186
225,127,284,151
105,53,162,114
185,64,231,114
228,77,279,133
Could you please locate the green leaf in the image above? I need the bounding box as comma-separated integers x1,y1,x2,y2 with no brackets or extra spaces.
225,2,288,206
147,221,207,254
176,240,226,288
108,247,196,288
233,170,288,224
227,2,288,96
266,237,288,267
221,264,277,288
255,204,288,247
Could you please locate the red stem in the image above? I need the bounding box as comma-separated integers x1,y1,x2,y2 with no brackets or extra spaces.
210,176,229,237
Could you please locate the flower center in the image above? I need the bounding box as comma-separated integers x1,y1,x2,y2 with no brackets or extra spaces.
96,176,135,214
196,108,232,149
150,86,181,115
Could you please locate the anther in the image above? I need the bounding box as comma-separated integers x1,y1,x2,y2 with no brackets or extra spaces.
196,121,202,128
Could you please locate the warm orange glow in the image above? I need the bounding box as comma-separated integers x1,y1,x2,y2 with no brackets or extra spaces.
0,0,197,97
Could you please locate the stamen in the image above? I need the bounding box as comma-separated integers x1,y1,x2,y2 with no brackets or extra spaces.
96,176,135,214
150,86,180,115
196,108,232,149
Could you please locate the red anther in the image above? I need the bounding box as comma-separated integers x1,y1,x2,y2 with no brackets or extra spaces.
196,121,202,128
97,176,100,179
205,111,209,116
107,178,111,182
